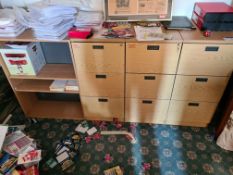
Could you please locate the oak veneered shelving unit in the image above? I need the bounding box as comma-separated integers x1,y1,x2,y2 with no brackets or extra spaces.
0,33,83,120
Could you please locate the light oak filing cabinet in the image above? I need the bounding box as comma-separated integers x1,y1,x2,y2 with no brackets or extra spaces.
125,42,182,124
72,42,125,121
166,43,233,127
1,29,232,127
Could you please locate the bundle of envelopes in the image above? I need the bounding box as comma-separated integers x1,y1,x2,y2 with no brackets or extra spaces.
52,132,82,171
0,9,26,37
74,11,103,30
14,2,77,40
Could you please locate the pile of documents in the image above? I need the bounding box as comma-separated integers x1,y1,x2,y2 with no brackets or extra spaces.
74,11,103,30
0,9,26,37
49,132,82,171
101,24,135,39
0,127,41,175
14,2,77,40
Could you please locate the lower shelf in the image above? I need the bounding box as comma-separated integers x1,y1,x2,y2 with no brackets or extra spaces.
14,79,79,94
27,100,83,120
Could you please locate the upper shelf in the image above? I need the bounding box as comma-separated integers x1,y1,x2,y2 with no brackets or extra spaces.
0,29,70,43
10,64,76,80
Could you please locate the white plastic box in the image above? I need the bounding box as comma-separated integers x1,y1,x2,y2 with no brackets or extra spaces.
0,42,46,76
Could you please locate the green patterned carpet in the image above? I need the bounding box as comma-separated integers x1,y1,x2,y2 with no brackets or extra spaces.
8,108,233,175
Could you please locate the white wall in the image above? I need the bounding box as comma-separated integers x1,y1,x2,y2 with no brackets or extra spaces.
172,0,233,18
1,0,232,18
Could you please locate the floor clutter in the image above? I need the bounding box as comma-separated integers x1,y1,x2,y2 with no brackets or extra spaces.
1,110,233,175
48,119,137,174
0,126,41,175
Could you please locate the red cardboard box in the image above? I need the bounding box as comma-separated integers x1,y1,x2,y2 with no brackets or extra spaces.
192,11,204,29
68,28,92,39
194,2,233,18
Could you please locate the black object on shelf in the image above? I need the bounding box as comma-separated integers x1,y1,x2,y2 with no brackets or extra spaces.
162,16,196,30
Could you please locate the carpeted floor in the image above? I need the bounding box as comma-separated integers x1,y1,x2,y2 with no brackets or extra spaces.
7,108,233,175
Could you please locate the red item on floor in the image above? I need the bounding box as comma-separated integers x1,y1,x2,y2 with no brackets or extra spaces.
68,28,92,39
104,154,112,163
142,163,151,171
23,166,39,175
93,133,101,140
113,118,123,129
85,136,92,144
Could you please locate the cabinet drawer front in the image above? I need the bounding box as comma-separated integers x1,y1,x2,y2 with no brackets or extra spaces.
167,100,217,125
81,97,124,121
178,44,233,76
72,43,125,73
126,43,181,74
126,74,175,99
125,98,169,124
172,75,229,102
78,72,124,97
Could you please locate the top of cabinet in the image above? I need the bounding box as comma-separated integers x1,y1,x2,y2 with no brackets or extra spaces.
0,28,232,44
70,29,183,43
180,29,233,44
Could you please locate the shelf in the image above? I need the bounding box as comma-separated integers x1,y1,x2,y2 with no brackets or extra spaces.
0,29,69,43
10,64,76,80
14,80,79,94
27,100,83,120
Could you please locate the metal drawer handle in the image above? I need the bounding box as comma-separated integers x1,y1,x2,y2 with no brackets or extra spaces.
196,78,208,82
188,103,199,107
144,76,156,80
142,100,153,104
98,98,108,102
96,75,107,79
93,45,104,49
205,46,219,52
147,45,160,50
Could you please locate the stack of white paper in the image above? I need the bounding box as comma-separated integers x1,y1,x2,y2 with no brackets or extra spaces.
0,9,26,37
14,2,77,40
74,11,103,30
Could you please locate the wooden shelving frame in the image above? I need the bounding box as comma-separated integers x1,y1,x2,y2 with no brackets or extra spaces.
0,33,83,120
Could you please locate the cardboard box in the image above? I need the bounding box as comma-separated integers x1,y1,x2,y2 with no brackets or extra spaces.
192,2,233,31
194,2,233,18
0,43,46,76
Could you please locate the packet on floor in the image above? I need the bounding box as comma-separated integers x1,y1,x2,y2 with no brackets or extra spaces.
61,159,74,171
56,151,69,164
87,127,97,136
104,166,123,175
46,158,58,168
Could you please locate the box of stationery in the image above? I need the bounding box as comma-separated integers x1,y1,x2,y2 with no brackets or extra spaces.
0,42,46,76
